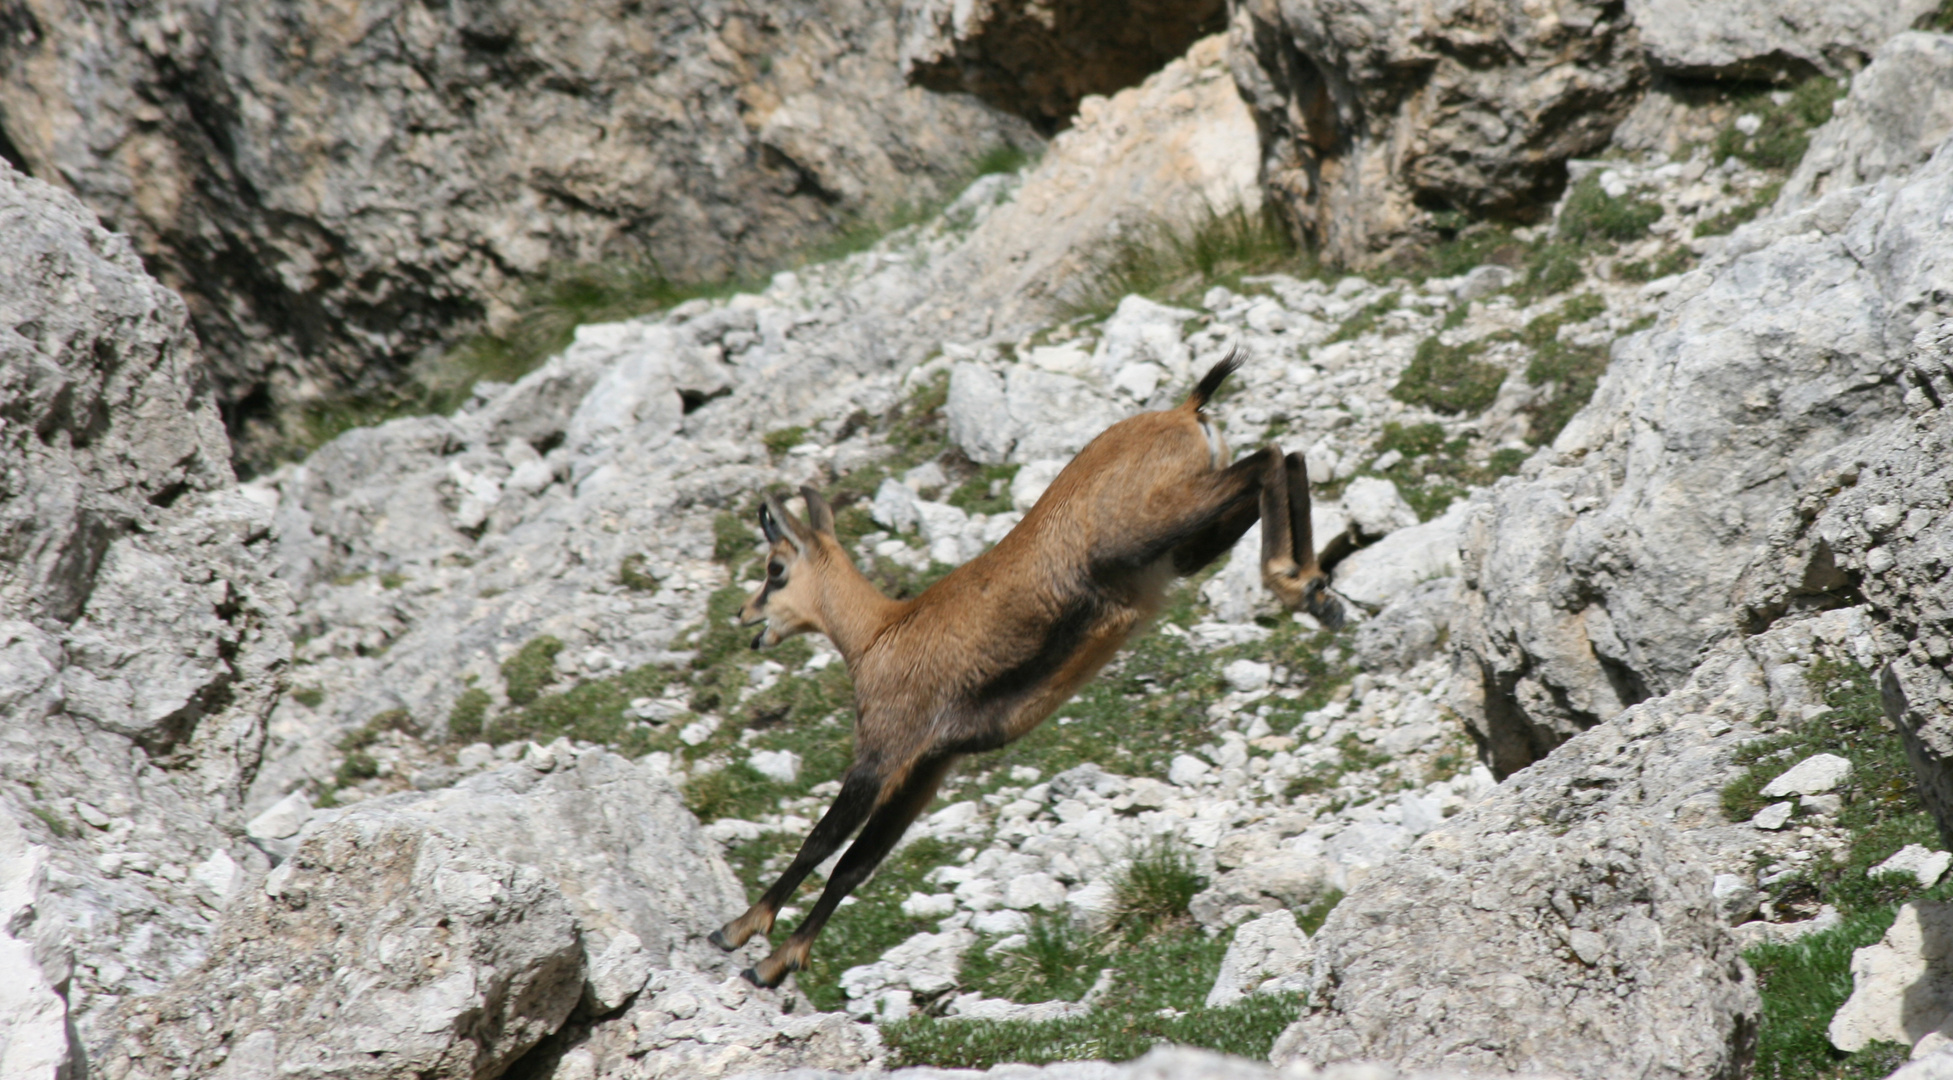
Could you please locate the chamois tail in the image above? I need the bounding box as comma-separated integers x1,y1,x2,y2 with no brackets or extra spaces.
1185,349,1243,412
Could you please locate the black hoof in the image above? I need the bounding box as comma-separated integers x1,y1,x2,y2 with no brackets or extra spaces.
740,966,768,987
708,928,737,952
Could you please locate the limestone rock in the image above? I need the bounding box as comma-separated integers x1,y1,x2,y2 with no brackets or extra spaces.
364,746,747,972
1205,909,1313,1009
0,161,291,1056
1874,846,1953,889
1759,752,1853,797
1332,502,1465,610
899,0,1225,130
0,808,70,1080
1626,0,1935,80
1229,0,1646,265
1274,816,1756,1078
0,0,1034,457
1450,129,1949,776
1831,902,1953,1054
120,812,585,1079
1780,33,1953,212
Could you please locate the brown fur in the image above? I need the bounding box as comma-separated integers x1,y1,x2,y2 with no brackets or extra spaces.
713,354,1342,987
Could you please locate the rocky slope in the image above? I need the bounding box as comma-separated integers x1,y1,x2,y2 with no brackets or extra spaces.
10,6,1953,1080
0,0,1037,459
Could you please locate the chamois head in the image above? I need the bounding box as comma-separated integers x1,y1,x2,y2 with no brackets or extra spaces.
739,487,839,650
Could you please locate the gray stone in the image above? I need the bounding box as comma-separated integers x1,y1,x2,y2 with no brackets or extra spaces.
1627,0,1935,80
1340,477,1420,542
119,812,584,1079
1751,801,1795,830
1712,873,1762,924
1332,502,1465,610
1230,0,1645,264
1780,33,1953,212
0,809,70,1080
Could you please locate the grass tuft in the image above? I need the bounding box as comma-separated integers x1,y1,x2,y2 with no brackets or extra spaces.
1391,337,1507,415
1109,836,1207,939
501,635,565,706
1065,203,1303,319
447,687,491,743
1711,79,1845,172
1696,182,1784,238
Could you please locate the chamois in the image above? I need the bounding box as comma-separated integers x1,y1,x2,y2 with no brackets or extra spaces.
710,353,1342,988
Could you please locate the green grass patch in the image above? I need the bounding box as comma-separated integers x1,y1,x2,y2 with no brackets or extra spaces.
946,463,1021,516
1617,246,1695,283
764,426,810,457
1356,422,1525,521
447,687,491,743
1557,175,1663,247
1391,337,1506,415
618,552,661,592
30,804,72,839
291,686,325,708
1695,181,1784,238
1296,888,1345,936
501,635,565,706
1518,293,1612,446
1712,79,1845,172
1747,908,1914,1080
963,914,1105,1004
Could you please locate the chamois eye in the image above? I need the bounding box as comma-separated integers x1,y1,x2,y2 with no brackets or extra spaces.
767,561,785,581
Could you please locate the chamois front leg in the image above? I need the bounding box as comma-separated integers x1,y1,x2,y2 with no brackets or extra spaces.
710,765,880,952
1260,448,1344,628
744,756,955,988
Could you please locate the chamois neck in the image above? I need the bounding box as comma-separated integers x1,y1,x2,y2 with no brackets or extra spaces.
814,546,904,666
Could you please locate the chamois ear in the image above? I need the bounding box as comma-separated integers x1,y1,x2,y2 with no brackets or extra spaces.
761,492,813,553
799,486,836,536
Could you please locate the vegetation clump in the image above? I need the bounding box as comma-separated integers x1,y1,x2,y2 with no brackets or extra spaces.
1711,79,1844,171
1391,337,1507,415
501,635,565,706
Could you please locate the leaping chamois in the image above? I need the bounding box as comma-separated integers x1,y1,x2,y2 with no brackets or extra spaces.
710,352,1342,987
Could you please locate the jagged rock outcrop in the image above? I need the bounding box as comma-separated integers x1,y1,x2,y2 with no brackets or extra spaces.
1735,319,1953,847
0,161,291,1068
898,0,1224,131
114,812,585,1080
0,0,1035,459
1271,607,1895,1077
1449,104,1953,776
1779,32,1953,211
1625,0,1935,81
1227,0,1647,265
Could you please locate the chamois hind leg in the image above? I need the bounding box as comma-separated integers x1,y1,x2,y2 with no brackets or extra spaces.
1165,447,1278,575
710,763,880,952
1260,449,1344,628
743,756,955,989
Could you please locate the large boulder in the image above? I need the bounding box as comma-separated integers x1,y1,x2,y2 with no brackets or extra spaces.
0,0,1034,460
1625,0,1935,81
0,161,290,1061
1227,0,1646,265
1275,817,1756,1078
114,812,585,1080
1448,126,1952,777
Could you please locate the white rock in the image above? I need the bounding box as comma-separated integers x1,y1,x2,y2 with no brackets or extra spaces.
747,749,801,785
1342,477,1420,540
871,477,921,533
585,931,652,1012
1112,362,1165,400
1831,902,1953,1052
0,811,70,1078
1224,659,1273,694
1331,502,1466,608
1169,754,1213,786
1874,845,1953,888
246,791,313,841
1712,874,1761,925
191,849,243,909
1760,753,1853,797
900,892,958,918
1206,909,1314,1008
971,909,1031,935
1751,801,1795,830
1003,873,1067,912
1094,295,1196,380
